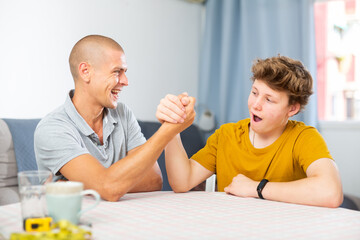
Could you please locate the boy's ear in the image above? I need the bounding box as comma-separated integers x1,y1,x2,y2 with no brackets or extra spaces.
288,103,301,117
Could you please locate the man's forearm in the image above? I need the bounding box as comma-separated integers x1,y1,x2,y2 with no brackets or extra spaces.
128,163,163,193
102,124,183,200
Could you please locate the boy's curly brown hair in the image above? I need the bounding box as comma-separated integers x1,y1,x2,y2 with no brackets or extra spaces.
251,55,313,112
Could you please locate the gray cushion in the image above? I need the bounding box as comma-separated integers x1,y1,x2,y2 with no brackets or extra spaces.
0,119,18,186
0,119,20,205
0,186,20,205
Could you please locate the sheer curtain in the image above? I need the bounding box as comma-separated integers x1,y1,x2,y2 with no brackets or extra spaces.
198,0,317,129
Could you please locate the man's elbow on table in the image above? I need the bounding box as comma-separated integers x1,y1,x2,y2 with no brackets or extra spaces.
99,173,163,201
96,176,135,201
99,183,127,202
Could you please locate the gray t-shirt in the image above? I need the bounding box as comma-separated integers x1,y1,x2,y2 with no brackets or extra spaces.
34,90,146,181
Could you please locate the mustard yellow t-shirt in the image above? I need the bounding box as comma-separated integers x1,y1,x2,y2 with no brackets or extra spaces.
191,119,333,192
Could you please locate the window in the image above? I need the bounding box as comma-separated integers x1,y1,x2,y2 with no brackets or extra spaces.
315,0,360,120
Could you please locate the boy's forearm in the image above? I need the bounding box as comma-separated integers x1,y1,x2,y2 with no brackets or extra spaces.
261,175,343,208
165,134,193,192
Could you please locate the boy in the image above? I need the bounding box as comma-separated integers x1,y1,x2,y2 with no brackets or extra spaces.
156,56,343,207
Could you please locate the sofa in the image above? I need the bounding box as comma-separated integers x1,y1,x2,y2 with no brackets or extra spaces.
0,118,205,206
1,118,359,210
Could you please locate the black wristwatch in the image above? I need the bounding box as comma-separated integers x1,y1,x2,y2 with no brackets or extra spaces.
257,179,269,199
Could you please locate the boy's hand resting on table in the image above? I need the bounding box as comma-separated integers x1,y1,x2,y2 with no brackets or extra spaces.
224,174,259,198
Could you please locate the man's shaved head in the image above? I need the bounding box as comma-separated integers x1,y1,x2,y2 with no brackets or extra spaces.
69,35,124,81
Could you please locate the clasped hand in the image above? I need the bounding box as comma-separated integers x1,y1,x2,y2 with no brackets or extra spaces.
156,92,196,131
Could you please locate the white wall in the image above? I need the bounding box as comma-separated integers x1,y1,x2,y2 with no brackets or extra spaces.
0,0,202,121
320,122,360,198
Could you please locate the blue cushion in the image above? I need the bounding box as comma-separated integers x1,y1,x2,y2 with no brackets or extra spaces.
2,119,41,172
340,195,359,211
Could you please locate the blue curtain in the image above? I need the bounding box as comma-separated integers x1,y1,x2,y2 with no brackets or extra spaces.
198,0,318,129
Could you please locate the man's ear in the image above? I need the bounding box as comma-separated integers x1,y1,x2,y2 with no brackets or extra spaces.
78,62,91,83
288,103,301,117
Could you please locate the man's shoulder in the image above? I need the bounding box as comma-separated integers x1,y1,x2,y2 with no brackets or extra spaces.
36,105,74,133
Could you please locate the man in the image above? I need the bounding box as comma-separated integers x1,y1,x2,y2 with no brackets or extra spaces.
156,56,343,208
35,35,196,201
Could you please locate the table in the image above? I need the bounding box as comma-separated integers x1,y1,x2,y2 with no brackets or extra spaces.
1,191,360,239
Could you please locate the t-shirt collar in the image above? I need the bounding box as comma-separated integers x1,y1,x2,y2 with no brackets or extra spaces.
64,90,119,136
64,90,97,136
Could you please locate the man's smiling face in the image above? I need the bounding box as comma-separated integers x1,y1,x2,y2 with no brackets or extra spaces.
90,49,128,109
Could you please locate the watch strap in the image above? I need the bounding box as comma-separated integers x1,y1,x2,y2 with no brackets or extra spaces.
257,179,269,199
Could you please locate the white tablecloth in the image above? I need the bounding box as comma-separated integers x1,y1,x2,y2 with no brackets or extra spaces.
1,191,360,239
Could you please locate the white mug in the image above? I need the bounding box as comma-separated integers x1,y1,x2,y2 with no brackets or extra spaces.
45,181,100,225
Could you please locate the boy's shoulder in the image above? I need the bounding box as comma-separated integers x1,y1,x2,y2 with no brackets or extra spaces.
287,120,314,130
216,119,250,135
286,120,319,138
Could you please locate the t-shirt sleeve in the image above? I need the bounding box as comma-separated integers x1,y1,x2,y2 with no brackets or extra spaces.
190,129,219,172
34,119,89,177
121,104,146,151
293,127,333,173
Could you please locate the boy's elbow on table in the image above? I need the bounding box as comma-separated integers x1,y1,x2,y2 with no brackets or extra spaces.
326,189,344,208
318,186,343,208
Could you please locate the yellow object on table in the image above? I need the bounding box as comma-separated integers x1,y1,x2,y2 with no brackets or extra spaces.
24,217,52,232
10,220,92,240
